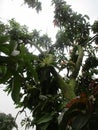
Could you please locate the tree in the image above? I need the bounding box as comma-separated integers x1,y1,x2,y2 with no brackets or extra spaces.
23,0,42,12
0,0,98,130
0,113,18,130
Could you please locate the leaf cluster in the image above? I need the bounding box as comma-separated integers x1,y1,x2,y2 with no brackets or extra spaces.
0,113,17,130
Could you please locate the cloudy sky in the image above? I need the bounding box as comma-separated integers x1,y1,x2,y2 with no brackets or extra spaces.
0,0,98,129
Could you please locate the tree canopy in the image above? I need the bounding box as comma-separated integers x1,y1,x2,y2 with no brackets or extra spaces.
0,113,17,130
0,0,98,130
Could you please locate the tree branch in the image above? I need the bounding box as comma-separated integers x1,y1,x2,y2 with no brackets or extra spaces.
28,40,43,54
71,45,84,79
50,66,76,100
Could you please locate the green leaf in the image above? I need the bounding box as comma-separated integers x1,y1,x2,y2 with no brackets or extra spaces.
9,40,18,54
59,109,80,130
27,64,38,83
59,101,91,130
83,15,90,20
19,44,27,56
0,44,10,55
36,113,54,125
0,35,9,44
0,65,7,75
72,114,90,130
19,44,38,82
0,67,12,84
11,74,21,103
40,123,49,130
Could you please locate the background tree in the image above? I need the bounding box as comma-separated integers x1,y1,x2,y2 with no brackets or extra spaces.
23,0,42,12
0,113,18,130
0,0,98,130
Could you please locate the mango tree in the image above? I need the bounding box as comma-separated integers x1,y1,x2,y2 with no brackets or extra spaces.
0,0,98,130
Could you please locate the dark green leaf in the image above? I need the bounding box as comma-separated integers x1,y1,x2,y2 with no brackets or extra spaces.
0,35,9,44
59,109,81,130
0,44,10,55
36,113,54,125
40,123,49,130
0,65,7,75
0,67,12,83
72,114,90,130
11,74,21,103
27,64,38,83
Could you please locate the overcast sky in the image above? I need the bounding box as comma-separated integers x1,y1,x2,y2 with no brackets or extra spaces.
0,0,98,130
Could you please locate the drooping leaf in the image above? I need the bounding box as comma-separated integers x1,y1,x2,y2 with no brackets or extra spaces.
40,123,49,130
11,74,21,103
0,69,12,84
36,113,54,125
71,113,90,130
59,109,81,130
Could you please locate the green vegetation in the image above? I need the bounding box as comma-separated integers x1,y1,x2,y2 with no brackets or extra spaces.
0,0,98,130
0,113,17,130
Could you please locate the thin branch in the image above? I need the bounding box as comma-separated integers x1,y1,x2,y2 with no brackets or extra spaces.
28,40,43,54
15,107,26,121
32,42,43,54
85,34,98,46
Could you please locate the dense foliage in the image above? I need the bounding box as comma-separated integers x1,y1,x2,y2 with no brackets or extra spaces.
0,0,98,130
24,0,42,12
0,113,17,130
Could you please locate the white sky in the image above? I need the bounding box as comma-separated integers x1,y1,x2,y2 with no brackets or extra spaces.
0,0,98,130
